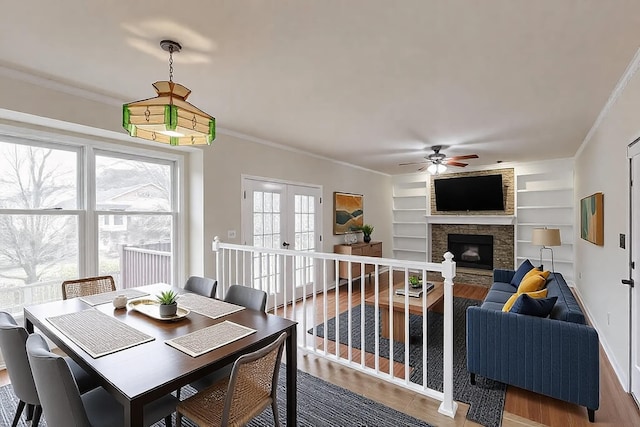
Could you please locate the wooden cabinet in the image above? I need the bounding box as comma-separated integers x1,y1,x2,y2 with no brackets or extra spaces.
334,241,382,280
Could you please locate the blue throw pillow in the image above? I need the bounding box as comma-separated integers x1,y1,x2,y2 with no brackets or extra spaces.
510,294,558,317
510,259,535,287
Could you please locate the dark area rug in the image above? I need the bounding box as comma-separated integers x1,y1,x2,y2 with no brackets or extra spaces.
309,297,506,427
0,368,435,427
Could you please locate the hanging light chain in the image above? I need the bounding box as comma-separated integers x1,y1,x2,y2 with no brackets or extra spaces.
168,45,174,83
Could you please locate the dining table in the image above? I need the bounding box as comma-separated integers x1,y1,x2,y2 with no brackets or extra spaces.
23,283,298,427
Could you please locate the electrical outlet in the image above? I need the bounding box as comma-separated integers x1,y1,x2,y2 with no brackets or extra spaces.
227,230,237,239
620,233,626,249
578,272,582,279
607,312,611,326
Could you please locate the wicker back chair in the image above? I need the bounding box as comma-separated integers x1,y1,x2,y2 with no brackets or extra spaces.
176,332,287,427
61,276,116,300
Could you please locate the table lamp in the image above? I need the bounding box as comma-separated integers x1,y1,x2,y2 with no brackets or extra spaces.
531,228,561,273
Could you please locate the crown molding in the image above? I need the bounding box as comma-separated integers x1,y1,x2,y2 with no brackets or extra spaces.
575,47,640,159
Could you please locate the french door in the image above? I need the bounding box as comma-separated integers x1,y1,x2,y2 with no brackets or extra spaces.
241,176,322,308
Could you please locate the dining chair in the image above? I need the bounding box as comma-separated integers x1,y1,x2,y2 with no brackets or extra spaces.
0,311,98,427
176,332,287,427
224,284,268,312
61,275,116,300
184,276,218,298
187,285,269,393
26,333,178,427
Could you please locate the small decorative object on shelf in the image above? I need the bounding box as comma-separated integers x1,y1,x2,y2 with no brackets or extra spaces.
344,231,358,245
156,290,178,317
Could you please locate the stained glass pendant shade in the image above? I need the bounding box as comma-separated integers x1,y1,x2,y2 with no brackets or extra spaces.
123,40,215,146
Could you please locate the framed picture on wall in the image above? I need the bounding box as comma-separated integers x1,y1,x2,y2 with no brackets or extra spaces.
580,192,604,246
333,192,363,234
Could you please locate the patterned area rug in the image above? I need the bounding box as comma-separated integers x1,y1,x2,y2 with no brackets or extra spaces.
0,368,435,427
309,297,506,427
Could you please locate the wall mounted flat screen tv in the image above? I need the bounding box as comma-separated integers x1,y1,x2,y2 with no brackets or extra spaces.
434,174,505,211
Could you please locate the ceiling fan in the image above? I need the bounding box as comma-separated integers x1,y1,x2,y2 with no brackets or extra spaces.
399,145,479,174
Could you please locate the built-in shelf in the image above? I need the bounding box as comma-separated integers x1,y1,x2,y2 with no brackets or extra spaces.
517,188,572,193
393,248,427,253
517,222,572,227
516,205,572,209
517,239,573,245
393,208,427,211
426,215,516,225
393,235,427,239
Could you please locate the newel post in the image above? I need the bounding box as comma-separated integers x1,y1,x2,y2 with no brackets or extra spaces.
438,251,458,418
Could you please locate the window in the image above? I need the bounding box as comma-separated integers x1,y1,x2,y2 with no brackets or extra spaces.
0,134,181,315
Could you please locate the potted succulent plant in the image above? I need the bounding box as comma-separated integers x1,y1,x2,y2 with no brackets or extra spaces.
156,290,178,317
408,275,422,288
358,224,375,243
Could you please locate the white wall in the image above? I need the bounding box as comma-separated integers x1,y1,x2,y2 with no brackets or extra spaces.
574,56,640,388
0,71,394,283
199,132,393,279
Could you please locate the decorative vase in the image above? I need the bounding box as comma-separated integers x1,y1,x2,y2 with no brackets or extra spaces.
113,294,128,309
363,234,371,243
159,302,178,317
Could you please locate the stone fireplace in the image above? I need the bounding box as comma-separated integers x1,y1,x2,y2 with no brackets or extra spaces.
448,233,494,270
429,223,514,286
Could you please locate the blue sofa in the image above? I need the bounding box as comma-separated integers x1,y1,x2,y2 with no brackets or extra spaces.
466,267,600,422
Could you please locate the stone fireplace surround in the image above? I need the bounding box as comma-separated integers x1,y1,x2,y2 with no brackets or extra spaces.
429,223,514,286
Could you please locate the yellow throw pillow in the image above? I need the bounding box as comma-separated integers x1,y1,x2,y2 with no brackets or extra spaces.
522,268,550,282
502,288,548,312
517,274,547,293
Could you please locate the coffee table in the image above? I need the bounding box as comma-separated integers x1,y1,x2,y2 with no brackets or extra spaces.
365,282,444,343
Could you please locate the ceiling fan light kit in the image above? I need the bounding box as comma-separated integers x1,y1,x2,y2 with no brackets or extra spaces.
399,145,479,174
123,40,216,146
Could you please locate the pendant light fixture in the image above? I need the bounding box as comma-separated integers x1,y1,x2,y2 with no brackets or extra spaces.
122,40,216,146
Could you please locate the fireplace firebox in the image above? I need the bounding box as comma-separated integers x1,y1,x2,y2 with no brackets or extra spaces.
447,233,494,270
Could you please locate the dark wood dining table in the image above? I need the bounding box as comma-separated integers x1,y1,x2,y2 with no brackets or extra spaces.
23,283,298,427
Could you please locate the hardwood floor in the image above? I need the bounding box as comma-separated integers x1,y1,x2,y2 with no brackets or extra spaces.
275,278,640,426
2,280,639,426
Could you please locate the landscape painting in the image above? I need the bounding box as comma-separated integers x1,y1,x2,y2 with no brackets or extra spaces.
334,192,363,234
580,192,604,246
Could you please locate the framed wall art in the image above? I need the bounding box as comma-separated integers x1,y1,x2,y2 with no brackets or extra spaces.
333,192,363,234
580,192,604,246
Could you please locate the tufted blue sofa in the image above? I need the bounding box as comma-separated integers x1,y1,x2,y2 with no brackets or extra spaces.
466,268,600,422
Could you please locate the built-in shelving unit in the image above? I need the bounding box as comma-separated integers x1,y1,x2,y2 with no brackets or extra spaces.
515,161,574,283
391,174,428,262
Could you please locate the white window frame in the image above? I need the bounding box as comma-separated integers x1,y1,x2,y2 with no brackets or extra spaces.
0,123,185,290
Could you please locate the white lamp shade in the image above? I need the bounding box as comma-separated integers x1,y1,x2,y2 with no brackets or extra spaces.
531,228,561,246
427,163,447,174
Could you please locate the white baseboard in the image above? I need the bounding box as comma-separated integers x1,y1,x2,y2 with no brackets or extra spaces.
572,286,629,392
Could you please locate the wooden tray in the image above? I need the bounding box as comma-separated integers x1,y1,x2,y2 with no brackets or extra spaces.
127,299,190,321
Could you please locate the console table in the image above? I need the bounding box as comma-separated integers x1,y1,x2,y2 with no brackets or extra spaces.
334,241,382,280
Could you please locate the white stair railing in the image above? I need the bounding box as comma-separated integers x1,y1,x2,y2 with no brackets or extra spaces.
211,237,457,417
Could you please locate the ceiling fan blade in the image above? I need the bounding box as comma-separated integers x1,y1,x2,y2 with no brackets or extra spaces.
417,165,428,172
445,160,469,167
399,161,428,166
445,154,479,160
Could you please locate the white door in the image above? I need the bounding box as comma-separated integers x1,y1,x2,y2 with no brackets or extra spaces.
242,177,321,308
628,141,640,403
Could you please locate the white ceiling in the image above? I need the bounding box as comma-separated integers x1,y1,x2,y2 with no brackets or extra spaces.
2,1,640,174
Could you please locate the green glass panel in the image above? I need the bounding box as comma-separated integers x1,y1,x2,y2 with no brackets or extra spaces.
207,118,216,144
122,105,135,135
169,136,179,146
163,105,177,130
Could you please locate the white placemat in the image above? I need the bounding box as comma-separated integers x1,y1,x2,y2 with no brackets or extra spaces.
79,289,150,306
46,309,154,358
177,293,245,319
165,321,256,357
